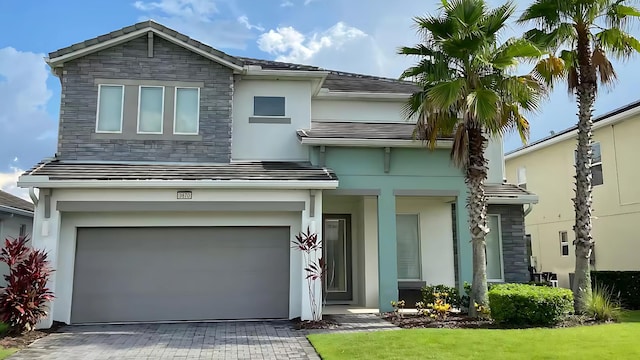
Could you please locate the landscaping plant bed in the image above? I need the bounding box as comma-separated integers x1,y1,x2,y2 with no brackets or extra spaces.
292,316,340,330
0,321,65,350
383,313,495,329
382,313,610,329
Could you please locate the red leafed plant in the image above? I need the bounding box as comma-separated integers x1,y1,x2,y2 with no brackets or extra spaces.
0,236,54,334
292,227,325,322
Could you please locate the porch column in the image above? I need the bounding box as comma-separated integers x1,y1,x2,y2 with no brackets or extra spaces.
300,190,323,321
456,195,473,290
377,189,397,312
31,190,60,329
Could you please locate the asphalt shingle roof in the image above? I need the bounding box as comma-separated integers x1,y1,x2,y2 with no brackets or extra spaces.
24,161,337,182
298,121,422,140
485,183,536,200
47,21,419,95
0,190,33,212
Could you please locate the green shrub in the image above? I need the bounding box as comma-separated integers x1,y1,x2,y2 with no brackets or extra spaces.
591,271,640,310
489,284,573,326
421,284,461,309
587,284,622,321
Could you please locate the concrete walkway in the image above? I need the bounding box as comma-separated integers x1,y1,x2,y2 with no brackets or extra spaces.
8,315,398,359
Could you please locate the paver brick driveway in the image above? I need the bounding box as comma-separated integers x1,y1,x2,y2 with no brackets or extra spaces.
8,321,319,360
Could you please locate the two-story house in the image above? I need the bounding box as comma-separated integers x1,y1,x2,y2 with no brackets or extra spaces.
18,21,537,327
506,100,640,289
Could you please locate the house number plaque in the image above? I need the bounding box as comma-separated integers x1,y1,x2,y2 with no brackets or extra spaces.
177,191,193,199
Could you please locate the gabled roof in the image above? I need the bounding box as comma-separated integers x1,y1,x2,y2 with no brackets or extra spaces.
506,99,640,159
47,21,419,95
47,20,244,71
0,189,33,213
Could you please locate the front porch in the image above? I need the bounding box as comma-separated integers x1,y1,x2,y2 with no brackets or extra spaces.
322,193,460,311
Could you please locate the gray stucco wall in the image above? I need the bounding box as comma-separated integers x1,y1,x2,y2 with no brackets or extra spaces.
58,35,233,163
488,204,529,283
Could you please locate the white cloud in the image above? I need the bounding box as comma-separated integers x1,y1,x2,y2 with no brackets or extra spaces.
237,15,264,32
134,0,254,49
280,0,294,7
304,0,317,5
257,22,367,64
0,47,56,182
0,166,28,200
133,0,218,21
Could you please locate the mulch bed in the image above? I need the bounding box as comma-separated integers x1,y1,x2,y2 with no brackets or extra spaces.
382,313,609,329
0,321,65,349
292,316,340,330
383,313,495,329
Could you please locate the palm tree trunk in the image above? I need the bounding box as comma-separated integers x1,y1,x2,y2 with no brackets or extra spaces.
466,125,489,317
573,27,596,314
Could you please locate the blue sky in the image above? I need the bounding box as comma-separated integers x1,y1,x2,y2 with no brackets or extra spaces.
2,0,640,197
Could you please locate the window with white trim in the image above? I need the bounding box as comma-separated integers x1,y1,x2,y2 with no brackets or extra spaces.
174,87,200,134
486,215,504,281
396,214,421,280
574,142,603,186
19,224,27,237
253,96,285,117
560,231,569,256
96,85,124,133
517,167,527,189
137,86,164,134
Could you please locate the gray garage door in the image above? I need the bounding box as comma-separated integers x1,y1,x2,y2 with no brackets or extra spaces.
72,226,290,323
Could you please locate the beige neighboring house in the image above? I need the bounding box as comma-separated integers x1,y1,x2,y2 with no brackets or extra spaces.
505,100,640,288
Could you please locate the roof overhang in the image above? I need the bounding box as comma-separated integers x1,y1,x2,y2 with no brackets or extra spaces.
299,137,453,148
241,68,329,95
506,102,640,160
487,195,539,204
0,205,34,218
47,27,245,73
18,175,339,190
315,89,411,101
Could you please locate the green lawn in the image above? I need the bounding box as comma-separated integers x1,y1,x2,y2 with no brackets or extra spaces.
0,324,17,359
308,311,640,360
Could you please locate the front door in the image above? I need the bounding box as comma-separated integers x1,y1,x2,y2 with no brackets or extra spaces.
323,214,352,302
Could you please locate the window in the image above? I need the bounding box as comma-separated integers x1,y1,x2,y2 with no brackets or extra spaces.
591,142,603,186
396,214,421,280
96,85,124,133
254,96,285,116
137,86,164,134
517,167,527,189
19,224,27,237
560,231,569,256
174,87,200,134
574,142,603,186
486,215,504,281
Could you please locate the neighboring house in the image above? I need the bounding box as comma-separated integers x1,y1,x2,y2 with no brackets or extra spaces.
0,190,34,286
505,100,640,289
18,21,537,327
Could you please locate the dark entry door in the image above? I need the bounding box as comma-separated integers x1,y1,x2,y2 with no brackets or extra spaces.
323,215,352,302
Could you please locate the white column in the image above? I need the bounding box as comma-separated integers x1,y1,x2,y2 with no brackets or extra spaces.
363,196,379,308
31,191,61,329
300,190,323,321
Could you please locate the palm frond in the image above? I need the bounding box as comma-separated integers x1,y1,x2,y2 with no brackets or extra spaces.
531,55,567,88
594,27,640,59
491,38,545,69
592,47,617,87
427,78,467,110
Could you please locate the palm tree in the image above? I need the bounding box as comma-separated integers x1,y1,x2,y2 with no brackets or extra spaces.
399,0,545,316
519,0,640,313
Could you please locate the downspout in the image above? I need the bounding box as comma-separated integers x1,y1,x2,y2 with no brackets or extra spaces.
29,187,39,206
524,203,533,217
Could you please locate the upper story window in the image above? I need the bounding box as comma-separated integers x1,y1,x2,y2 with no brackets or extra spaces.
559,231,569,256
96,85,124,133
174,87,200,135
138,86,164,134
517,167,527,189
94,81,202,138
574,142,603,186
254,96,285,117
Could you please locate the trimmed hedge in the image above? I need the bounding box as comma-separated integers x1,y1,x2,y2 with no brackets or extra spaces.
592,271,640,310
489,284,573,326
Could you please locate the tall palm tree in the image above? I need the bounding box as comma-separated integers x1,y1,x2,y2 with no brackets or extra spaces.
519,0,640,313
399,0,545,316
